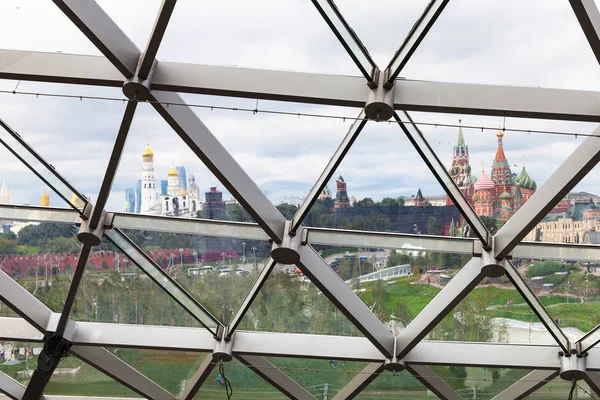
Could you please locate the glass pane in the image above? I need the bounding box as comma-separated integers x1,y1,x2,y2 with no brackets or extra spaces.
0,222,81,313
118,227,269,326
0,0,100,55
335,0,431,67
239,267,363,337
194,359,284,400
45,354,138,397
72,237,202,328
528,377,594,399
159,0,357,75
0,341,38,388
268,357,366,399
96,0,162,50
402,0,600,91
357,370,430,399
435,367,531,400
107,348,208,397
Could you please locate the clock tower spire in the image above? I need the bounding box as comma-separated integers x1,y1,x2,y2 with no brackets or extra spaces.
448,119,474,201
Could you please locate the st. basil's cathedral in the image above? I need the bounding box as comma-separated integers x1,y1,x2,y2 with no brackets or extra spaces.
447,120,537,227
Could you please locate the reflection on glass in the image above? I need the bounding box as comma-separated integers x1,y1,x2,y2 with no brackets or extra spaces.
0,119,87,211
0,342,38,388
106,229,219,332
0,222,80,313
107,348,208,397
120,228,270,325
357,370,429,399
45,354,137,397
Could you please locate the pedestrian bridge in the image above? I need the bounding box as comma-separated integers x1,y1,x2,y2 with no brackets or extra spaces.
346,264,412,284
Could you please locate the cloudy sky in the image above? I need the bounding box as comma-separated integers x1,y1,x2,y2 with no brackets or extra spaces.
0,0,599,215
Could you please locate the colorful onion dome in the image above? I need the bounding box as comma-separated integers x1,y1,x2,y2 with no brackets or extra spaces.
496,129,504,138
472,192,480,202
168,165,179,177
499,191,512,200
180,188,186,195
474,169,494,191
515,165,537,190
142,143,154,158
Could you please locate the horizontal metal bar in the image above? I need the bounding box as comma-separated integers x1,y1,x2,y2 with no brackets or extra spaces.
112,212,269,240
491,369,559,400
236,354,317,400
304,226,474,253
512,241,600,262
0,317,44,342
0,204,78,223
71,346,175,400
52,0,140,77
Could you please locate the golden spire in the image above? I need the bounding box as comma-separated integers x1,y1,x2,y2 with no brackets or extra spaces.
40,189,50,207
142,141,154,158
168,161,179,177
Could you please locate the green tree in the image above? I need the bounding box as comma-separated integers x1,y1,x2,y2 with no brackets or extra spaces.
427,217,441,235
371,280,389,320
276,203,298,220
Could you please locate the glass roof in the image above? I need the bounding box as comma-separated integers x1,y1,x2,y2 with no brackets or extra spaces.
1,0,600,398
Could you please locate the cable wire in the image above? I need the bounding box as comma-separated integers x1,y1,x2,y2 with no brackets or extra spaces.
0,88,598,139
219,360,234,400
569,379,577,400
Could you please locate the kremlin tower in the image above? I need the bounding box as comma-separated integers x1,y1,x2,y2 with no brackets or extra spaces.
334,175,350,209
491,130,513,200
40,190,50,207
140,143,158,214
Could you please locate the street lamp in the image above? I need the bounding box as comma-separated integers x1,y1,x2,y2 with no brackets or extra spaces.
221,252,226,265
179,248,184,269
242,242,246,264
251,246,257,268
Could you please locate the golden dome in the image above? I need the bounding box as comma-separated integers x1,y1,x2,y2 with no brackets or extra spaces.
180,188,186,195
142,143,154,158
496,129,504,138
168,165,179,177
40,190,50,207
69,193,85,209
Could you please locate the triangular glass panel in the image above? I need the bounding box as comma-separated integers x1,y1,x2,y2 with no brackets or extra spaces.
71,237,202,328
401,0,600,91
356,370,433,399
0,0,100,55
106,348,209,397
193,359,286,399
1,81,129,209
533,376,594,399
0,221,82,314
44,353,138,397
0,341,39,388
117,226,270,326
157,0,358,75
433,366,532,400
426,277,560,345
239,266,363,337
334,0,432,67
267,357,367,398
185,94,354,214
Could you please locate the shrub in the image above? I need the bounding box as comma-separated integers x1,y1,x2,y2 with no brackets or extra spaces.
526,261,575,277
542,274,568,285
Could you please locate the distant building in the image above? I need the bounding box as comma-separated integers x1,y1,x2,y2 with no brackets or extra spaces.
334,175,350,209
40,189,50,207
569,192,600,205
176,166,187,191
203,187,226,220
188,173,201,200
0,182,12,204
124,189,135,213
135,180,142,213
160,180,168,196
415,188,426,207
404,194,446,207
319,185,332,200
525,200,599,243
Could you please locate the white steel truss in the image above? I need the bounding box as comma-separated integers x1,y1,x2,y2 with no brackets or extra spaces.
0,0,600,399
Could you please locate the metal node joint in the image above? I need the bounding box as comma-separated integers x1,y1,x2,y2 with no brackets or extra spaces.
271,221,303,264
559,344,587,381
364,69,395,121
36,335,72,374
475,237,506,277
122,58,157,101
76,206,114,246
212,326,234,363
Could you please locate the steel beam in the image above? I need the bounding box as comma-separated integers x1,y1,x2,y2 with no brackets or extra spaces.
503,260,570,352
138,0,177,79
0,205,78,224
112,212,268,240
584,371,600,396
236,355,317,400
149,90,287,243
106,229,221,333
89,100,138,229
491,369,559,400
495,129,600,259
331,363,385,400
292,111,367,231
297,245,395,357
0,270,53,333
405,364,462,400
179,355,215,400
0,372,25,400
570,0,600,65
310,0,378,83
52,0,140,77
227,258,277,336
394,111,490,246
385,0,449,86
71,346,175,400
512,241,600,263
0,318,44,342
304,226,474,254
396,257,483,359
